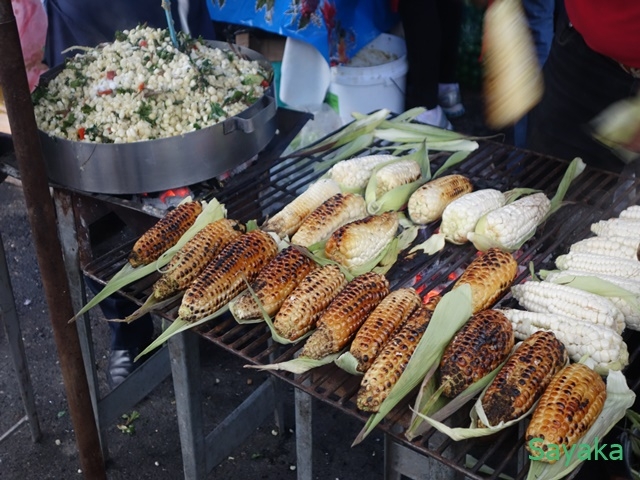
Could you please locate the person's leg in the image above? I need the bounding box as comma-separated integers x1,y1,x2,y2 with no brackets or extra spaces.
527,12,638,172
436,0,465,118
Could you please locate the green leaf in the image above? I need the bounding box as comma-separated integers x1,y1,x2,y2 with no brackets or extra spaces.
432,150,472,178
548,157,586,214
334,352,363,376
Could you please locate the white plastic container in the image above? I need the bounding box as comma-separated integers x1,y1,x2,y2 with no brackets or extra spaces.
327,34,408,123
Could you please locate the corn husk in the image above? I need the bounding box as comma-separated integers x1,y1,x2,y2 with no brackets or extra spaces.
352,284,473,445
591,93,640,164
482,0,544,129
69,198,226,323
245,349,344,374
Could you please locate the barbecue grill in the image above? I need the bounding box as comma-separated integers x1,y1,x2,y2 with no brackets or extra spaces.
79,118,640,479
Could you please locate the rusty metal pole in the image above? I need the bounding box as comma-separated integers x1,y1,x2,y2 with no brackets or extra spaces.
0,1,106,478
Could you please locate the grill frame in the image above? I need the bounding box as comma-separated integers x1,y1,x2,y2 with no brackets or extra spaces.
83,134,640,479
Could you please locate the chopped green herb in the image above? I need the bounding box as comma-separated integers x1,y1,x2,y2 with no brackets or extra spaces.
136,102,156,125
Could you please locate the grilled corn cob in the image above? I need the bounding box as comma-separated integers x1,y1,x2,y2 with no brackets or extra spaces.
324,212,399,272
439,309,514,398
357,304,436,412
478,331,567,428
272,264,348,341
451,248,518,313
619,205,640,220
408,174,474,225
374,159,422,197
591,217,640,239
511,280,625,334
178,230,278,323
262,178,341,238
129,201,203,268
556,252,640,281
569,235,640,261
440,189,507,244
152,219,245,300
526,363,607,463
328,154,398,191
500,308,629,373
229,246,317,322
299,272,390,360
468,192,550,251
290,193,367,247
350,288,422,372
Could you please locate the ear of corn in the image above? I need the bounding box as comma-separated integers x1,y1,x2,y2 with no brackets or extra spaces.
129,201,203,267
328,154,399,192
499,308,629,373
569,235,640,261
229,246,317,322
591,218,640,240
357,304,436,412
300,272,390,360
511,280,625,334
468,192,550,252
324,212,399,272
526,363,606,463
439,309,514,398
478,331,567,428
556,252,640,281
452,247,518,313
152,218,245,300
272,264,348,341
407,174,474,225
619,205,640,220
439,189,507,244
177,229,278,322
373,159,422,198
350,287,422,372
262,178,341,238
290,193,367,248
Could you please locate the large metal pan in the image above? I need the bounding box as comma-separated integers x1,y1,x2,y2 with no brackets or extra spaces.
37,41,277,195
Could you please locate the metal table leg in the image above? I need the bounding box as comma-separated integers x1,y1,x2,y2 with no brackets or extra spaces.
294,379,313,480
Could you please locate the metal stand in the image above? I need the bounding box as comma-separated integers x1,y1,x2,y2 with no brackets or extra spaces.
0,233,41,444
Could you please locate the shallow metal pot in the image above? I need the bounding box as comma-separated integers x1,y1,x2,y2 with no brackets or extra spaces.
37,41,277,195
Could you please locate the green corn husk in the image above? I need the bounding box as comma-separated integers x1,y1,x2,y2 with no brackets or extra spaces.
312,133,375,173
69,197,227,323
591,94,640,164
335,351,362,376
352,284,473,446
245,349,344,374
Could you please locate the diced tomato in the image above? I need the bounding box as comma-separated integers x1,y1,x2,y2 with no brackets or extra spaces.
260,79,269,88
97,89,113,96
77,127,85,140
138,82,145,92
106,70,116,80
139,40,148,47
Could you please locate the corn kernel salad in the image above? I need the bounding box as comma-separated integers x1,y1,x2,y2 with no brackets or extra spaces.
32,25,271,143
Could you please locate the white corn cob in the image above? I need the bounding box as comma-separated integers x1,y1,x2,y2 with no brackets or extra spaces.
619,205,640,220
468,192,550,251
499,308,629,374
374,159,421,197
556,252,640,281
262,178,341,238
440,189,506,244
511,280,625,334
329,154,398,191
591,218,640,239
407,174,474,225
569,235,640,260
545,269,640,330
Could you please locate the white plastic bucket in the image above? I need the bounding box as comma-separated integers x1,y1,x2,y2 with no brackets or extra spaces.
327,34,408,123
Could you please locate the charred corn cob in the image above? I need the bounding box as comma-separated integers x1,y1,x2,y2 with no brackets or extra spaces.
451,248,518,313
328,154,398,191
511,280,625,334
619,205,640,220
229,246,317,322
290,193,367,247
262,179,341,238
569,235,640,261
350,287,422,372
272,264,348,341
439,309,514,398
468,192,550,251
478,331,567,428
324,212,399,272
178,230,278,322
440,189,507,244
500,308,629,373
357,305,436,412
556,252,640,281
407,174,474,225
374,159,422,197
129,201,203,268
526,363,607,463
300,272,390,360
591,217,640,239
153,219,245,300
